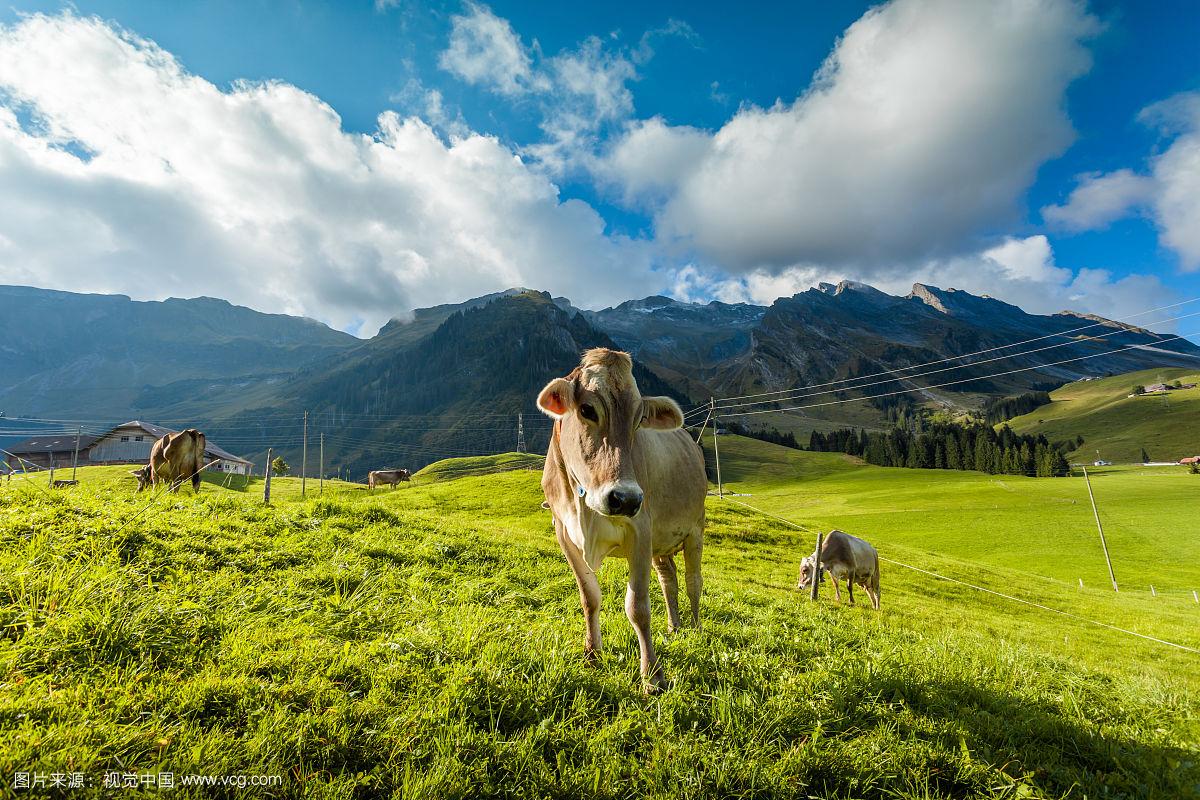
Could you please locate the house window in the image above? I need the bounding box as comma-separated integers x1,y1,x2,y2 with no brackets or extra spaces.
134,436,144,442
120,436,129,442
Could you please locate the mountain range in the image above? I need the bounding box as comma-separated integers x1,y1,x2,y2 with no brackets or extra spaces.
3,282,1197,475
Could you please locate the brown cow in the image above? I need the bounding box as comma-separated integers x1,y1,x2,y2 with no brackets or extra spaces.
368,469,410,489
143,429,207,493
797,529,881,610
538,348,706,694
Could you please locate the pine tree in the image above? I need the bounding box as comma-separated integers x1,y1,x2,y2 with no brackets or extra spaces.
946,436,962,470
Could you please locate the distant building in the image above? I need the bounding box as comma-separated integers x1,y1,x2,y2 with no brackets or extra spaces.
3,420,252,475
1093,460,1113,466
1,432,99,472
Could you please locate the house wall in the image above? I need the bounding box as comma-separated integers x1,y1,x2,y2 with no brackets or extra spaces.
208,459,251,475
89,426,156,463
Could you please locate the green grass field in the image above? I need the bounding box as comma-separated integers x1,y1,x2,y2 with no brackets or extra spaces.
1,450,1197,799
1006,367,1200,463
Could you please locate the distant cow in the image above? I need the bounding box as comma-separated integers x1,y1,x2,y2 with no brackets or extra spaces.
131,464,152,491
538,348,706,694
141,429,207,493
797,529,881,609
368,469,410,489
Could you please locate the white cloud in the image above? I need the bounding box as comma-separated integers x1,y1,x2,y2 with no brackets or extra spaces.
437,4,699,176
1039,92,1200,271
604,0,1099,272
600,117,711,206
1140,93,1200,269
0,12,662,336
438,2,542,97
1041,169,1155,231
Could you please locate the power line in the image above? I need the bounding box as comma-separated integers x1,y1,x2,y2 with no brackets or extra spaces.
711,308,1200,413
717,296,1200,404
719,333,1199,418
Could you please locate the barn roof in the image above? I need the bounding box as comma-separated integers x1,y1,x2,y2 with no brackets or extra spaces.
3,433,101,454
109,421,253,465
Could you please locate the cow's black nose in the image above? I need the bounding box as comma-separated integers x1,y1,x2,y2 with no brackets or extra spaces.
606,488,643,516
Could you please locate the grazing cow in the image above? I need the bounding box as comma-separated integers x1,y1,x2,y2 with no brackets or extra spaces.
538,348,706,694
797,529,881,610
368,469,410,489
131,464,152,492
146,429,207,493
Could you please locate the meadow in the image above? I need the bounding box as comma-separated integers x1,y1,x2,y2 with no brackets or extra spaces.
0,440,1197,799
1006,367,1200,463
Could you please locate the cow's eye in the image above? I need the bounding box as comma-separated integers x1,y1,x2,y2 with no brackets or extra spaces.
579,403,599,423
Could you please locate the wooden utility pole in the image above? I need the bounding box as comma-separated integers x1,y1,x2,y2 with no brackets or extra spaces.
71,425,81,481
264,448,273,505
319,433,324,495
710,397,723,498
48,452,55,487
1082,466,1117,591
809,530,824,602
301,411,308,497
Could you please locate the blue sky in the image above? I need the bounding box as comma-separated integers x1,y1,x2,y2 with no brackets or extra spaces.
0,0,1198,338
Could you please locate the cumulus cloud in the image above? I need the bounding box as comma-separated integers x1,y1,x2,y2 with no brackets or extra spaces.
1140,93,1200,269
0,13,665,336
1041,169,1155,231
438,2,542,96
437,3,698,176
604,0,1099,272
1041,91,1200,270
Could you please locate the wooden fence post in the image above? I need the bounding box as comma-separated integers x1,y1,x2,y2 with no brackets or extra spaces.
301,411,308,497
319,433,324,495
810,530,824,602
1150,585,1156,597
264,448,272,505
71,425,81,482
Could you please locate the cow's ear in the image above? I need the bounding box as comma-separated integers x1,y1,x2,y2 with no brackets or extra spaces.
641,397,684,430
537,378,575,418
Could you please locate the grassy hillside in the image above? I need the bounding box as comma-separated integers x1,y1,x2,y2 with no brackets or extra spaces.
413,452,545,482
1,462,1197,798
1006,367,1200,463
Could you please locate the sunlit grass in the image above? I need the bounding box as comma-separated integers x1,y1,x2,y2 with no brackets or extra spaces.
0,456,1196,798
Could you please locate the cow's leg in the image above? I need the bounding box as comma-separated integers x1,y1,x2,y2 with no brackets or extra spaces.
830,574,842,602
626,527,665,693
848,578,855,606
555,520,602,660
653,555,681,634
682,533,703,628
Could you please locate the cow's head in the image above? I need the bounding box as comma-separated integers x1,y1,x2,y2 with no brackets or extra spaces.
130,465,151,492
796,555,825,589
538,348,683,518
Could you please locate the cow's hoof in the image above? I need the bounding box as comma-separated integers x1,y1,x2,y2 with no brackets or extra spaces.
643,676,669,696
583,649,600,665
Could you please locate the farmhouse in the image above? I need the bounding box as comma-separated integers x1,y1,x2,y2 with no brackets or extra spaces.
3,421,252,475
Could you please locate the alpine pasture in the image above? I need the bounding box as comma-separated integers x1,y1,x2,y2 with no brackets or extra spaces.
1,438,1197,799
